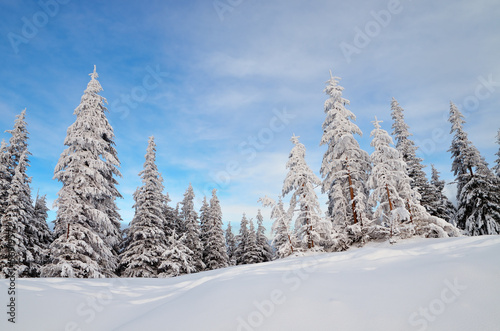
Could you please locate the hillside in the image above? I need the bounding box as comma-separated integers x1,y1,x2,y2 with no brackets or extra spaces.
2,236,499,331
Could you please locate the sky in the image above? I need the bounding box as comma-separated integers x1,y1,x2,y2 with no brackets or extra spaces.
0,0,499,232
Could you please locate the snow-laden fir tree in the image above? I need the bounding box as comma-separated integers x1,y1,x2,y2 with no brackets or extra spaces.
0,140,10,229
448,104,500,234
174,202,185,233
225,222,237,266
202,189,228,270
180,184,204,271
234,214,249,265
1,110,49,277
43,67,121,278
119,137,168,277
163,193,179,239
158,232,196,278
368,117,414,239
199,196,210,253
448,102,483,229
368,118,460,240
1,110,30,233
457,160,500,235
25,194,53,276
283,135,330,251
242,220,261,264
5,109,29,176
259,196,294,258
429,165,456,224
0,152,32,277
494,129,500,177
320,74,371,229
448,102,479,200
391,98,437,215
255,210,273,263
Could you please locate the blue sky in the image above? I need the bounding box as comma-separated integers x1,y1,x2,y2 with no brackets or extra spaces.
0,0,499,231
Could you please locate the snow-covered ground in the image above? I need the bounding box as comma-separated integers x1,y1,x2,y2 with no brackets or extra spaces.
1,236,499,331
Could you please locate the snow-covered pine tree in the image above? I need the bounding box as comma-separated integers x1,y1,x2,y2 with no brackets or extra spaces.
283,135,330,251
494,129,500,177
368,118,459,240
25,194,53,276
0,140,10,229
259,196,295,258
391,98,437,215
202,189,228,270
457,159,500,235
0,152,32,277
180,184,204,271
225,222,237,266
1,110,50,277
163,193,178,239
119,137,168,277
447,102,485,231
448,102,478,200
234,214,249,265
448,104,500,234
1,110,30,234
199,196,210,254
173,202,185,234
158,232,196,278
5,109,29,176
368,117,418,239
242,220,261,264
43,67,121,278
320,74,371,228
255,210,272,263
429,165,456,224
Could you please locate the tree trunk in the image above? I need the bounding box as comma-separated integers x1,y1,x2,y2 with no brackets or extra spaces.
346,157,359,225
386,184,394,237
406,198,414,223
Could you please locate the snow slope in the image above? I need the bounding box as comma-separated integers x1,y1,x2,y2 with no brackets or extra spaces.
1,236,499,331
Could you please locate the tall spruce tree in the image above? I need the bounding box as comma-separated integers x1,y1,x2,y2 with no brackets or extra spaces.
119,137,168,277
255,210,273,263
0,152,32,277
6,109,29,176
368,118,460,240
202,189,228,270
448,104,500,234
283,135,329,251
225,222,237,266
163,193,178,239
368,118,420,239
242,220,261,264
1,110,30,235
1,110,48,277
391,98,436,215
43,67,121,277
26,194,53,276
259,196,294,258
234,214,251,265
199,196,210,255
320,74,371,226
180,184,204,271
458,160,500,235
448,102,479,199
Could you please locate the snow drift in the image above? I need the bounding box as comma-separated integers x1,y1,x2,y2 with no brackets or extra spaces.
1,236,499,331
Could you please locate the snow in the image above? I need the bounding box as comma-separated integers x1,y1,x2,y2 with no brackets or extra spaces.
2,236,499,330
